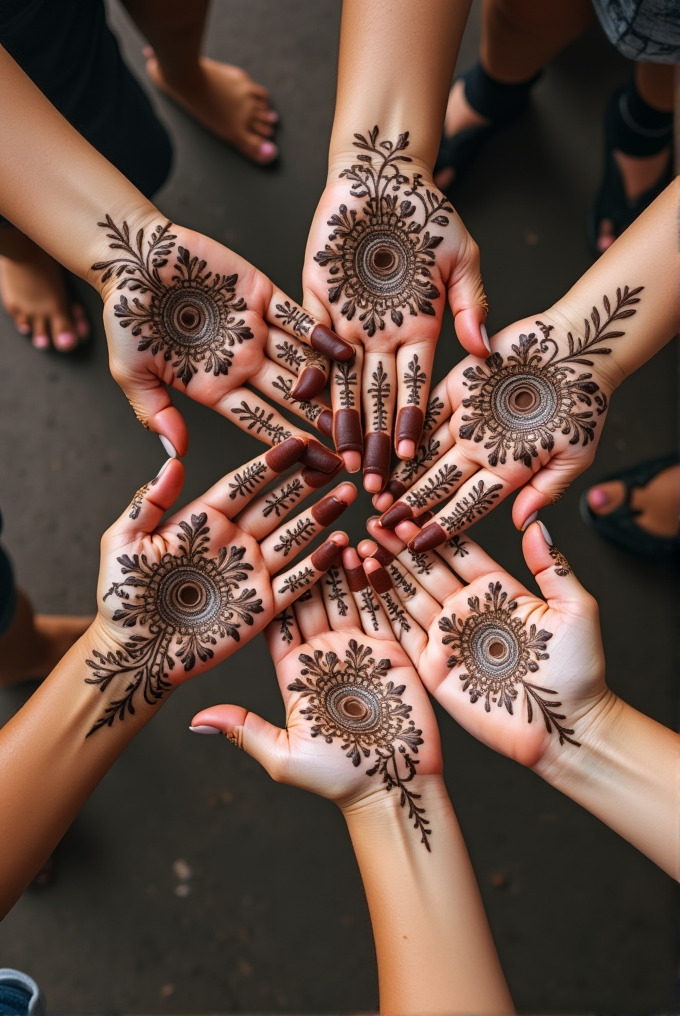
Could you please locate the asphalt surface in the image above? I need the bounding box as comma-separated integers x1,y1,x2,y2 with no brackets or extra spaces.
0,2,677,1013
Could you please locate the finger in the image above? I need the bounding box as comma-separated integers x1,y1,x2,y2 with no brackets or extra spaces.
200,437,307,518
378,445,475,529
267,291,353,360
362,558,428,660
360,542,443,628
263,325,331,400
294,583,331,641
113,458,185,539
362,352,396,494
403,470,510,553
273,532,349,613
446,231,490,358
522,520,588,608
432,531,510,589
265,605,303,664
259,482,356,562
190,705,290,779
362,520,464,603
235,460,340,534
109,360,190,457
251,357,332,435
341,547,393,640
330,349,364,475
394,344,434,460
374,419,455,513
511,459,576,531
320,562,362,629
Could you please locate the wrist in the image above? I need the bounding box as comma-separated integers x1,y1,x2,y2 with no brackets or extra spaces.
87,204,167,300
340,772,449,849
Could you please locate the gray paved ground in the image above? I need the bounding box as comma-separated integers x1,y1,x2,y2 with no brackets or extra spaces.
0,2,677,1013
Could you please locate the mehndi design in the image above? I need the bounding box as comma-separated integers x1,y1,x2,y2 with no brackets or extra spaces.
288,640,431,848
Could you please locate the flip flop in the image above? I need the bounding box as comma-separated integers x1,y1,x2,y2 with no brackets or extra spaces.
580,453,679,560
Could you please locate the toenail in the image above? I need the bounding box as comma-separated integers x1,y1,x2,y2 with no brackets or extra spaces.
55,331,76,350
588,488,609,510
17,324,31,335
33,335,49,350
258,141,277,161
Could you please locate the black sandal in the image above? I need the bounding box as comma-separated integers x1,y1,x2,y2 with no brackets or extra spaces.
580,453,679,560
434,63,540,191
588,84,673,258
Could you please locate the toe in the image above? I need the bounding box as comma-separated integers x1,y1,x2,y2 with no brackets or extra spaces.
252,116,275,138
72,304,90,340
251,138,278,164
597,219,616,253
31,316,50,351
14,312,31,336
51,312,77,352
587,480,625,515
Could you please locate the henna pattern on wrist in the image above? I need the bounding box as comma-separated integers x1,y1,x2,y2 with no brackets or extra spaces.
288,641,431,848
315,127,450,335
549,545,571,576
325,566,350,615
439,581,579,747
86,514,263,734
460,288,643,466
93,218,253,386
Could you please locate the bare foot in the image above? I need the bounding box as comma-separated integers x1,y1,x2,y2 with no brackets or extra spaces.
0,591,93,686
434,79,489,190
586,464,679,538
0,233,89,352
596,146,671,253
145,51,278,163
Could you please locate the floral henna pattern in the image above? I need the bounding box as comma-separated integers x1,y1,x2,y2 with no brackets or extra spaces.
549,545,571,576
460,287,643,467
406,463,462,509
86,514,263,735
92,217,254,387
314,127,451,336
288,640,431,848
439,581,579,747
439,480,503,533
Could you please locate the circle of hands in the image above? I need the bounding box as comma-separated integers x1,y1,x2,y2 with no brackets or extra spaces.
87,163,637,845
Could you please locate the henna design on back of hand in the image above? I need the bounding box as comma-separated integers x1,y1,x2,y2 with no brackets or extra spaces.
86,514,263,735
314,127,451,335
288,640,431,848
460,288,643,467
92,217,254,386
439,581,579,747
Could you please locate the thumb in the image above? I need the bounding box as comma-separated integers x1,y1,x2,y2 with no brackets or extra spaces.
301,278,333,328
108,347,189,457
190,705,290,778
522,519,592,610
446,232,489,358
512,458,577,531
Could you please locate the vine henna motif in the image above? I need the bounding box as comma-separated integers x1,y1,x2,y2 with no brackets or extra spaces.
86,514,263,735
460,288,643,467
93,217,253,387
288,641,431,848
439,581,579,747
314,127,452,336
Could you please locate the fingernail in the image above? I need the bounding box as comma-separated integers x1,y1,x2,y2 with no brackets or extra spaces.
292,367,326,401
265,436,305,471
396,407,424,452
302,464,341,488
367,566,393,594
311,538,342,571
312,495,349,526
342,451,363,475
310,324,353,361
189,725,221,735
317,410,333,437
372,545,394,567
521,510,539,531
32,334,49,350
481,323,491,353
152,458,172,483
385,479,407,501
537,520,553,546
301,439,342,473
159,435,178,459
380,502,413,529
588,487,609,510
334,408,363,454
397,440,415,460
258,141,278,161
363,433,391,491
408,524,447,553
55,331,76,350
346,563,368,591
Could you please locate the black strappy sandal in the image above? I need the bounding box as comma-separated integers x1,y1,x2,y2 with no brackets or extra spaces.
587,85,673,258
434,64,540,191
580,454,679,560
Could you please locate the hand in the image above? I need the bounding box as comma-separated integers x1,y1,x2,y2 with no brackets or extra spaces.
86,438,356,735
374,286,643,547
93,215,355,456
357,517,608,770
191,548,442,848
302,126,487,489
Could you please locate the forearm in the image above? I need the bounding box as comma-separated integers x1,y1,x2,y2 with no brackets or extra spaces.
329,0,471,171
549,182,678,386
0,43,159,288
533,693,679,879
0,624,160,916
343,776,513,1014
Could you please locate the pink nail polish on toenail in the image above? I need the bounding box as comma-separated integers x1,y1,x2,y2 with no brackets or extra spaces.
259,141,277,160
56,332,75,350
589,488,608,509
33,335,49,350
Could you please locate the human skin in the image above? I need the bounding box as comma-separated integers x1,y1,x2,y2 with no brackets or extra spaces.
358,521,679,880
0,43,356,457
302,0,489,489
372,183,679,538
0,444,352,916
192,554,513,1015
